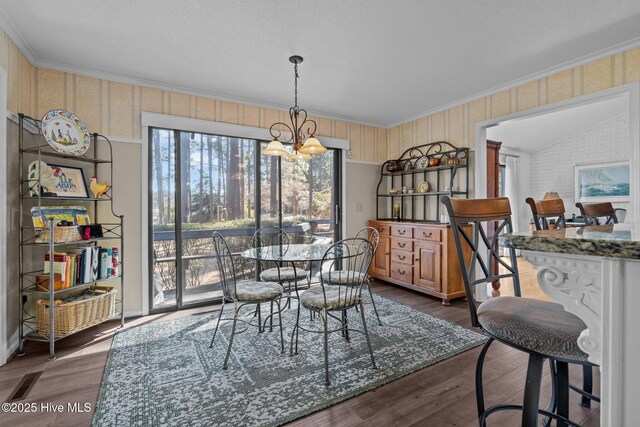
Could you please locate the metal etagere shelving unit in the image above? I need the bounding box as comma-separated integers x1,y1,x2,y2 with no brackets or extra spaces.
376,141,470,222
18,113,125,359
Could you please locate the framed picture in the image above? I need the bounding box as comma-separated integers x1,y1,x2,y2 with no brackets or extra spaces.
574,161,630,203
45,164,89,198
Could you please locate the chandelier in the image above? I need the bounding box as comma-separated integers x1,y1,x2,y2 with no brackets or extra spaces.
263,55,326,160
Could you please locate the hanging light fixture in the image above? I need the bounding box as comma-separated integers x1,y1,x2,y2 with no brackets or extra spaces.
264,55,326,160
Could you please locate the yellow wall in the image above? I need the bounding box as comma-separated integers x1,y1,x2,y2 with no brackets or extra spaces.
388,49,640,158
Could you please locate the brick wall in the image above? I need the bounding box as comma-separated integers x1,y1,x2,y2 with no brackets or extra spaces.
530,113,629,217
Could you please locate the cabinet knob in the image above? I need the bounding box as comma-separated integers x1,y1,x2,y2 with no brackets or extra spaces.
399,230,406,235
423,232,432,237
398,242,406,248
398,269,405,274
398,255,406,260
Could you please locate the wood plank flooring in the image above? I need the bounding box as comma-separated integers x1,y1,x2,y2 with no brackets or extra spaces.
0,279,600,426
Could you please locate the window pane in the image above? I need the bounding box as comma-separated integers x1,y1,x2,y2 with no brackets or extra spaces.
151,128,177,309
179,133,256,305
281,149,336,244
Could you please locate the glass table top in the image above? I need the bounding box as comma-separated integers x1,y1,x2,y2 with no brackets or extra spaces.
241,243,336,262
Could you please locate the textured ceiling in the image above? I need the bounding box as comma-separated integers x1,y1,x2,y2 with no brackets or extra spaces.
2,1,640,126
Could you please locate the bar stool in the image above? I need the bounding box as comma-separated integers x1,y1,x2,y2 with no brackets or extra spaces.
442,196,597,427
575,202,619,225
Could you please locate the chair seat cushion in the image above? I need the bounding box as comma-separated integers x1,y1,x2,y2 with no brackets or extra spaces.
320,270,366,285
300,286,359,310
235,281,283,302
477,296,589,362
260,267,308,282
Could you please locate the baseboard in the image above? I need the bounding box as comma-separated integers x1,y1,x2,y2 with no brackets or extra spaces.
2,329,20,365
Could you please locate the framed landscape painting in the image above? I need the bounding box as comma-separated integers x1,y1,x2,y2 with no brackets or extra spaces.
575,161,630,203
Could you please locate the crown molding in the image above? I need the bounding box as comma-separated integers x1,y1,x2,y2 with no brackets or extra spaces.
0,5,37,64
386,36,640,128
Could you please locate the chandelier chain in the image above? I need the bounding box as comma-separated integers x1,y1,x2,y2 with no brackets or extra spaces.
294,62,299,109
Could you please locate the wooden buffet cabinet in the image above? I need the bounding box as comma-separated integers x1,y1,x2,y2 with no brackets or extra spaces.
368,220,468,305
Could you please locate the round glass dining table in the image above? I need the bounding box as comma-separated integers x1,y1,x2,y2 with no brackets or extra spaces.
241,243,334,263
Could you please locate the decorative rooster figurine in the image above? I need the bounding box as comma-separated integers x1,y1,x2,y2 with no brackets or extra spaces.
90,176,109,198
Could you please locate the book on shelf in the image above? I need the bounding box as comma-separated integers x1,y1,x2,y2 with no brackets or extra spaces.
43,246,120,289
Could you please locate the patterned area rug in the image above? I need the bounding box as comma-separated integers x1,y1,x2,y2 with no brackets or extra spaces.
93,295,485,427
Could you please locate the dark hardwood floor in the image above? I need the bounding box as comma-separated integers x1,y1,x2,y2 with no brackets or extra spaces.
0,281,600,426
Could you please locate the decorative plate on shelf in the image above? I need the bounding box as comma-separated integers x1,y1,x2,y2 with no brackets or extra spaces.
417,181,430,193
415,156,429,170
40,109,91,156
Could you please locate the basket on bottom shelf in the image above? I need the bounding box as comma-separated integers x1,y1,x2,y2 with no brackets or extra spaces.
35,286,117,336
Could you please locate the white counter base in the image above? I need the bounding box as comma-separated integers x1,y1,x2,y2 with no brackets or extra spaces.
523,250,640,427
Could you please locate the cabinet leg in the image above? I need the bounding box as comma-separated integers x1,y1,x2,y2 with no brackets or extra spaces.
441,299,451,306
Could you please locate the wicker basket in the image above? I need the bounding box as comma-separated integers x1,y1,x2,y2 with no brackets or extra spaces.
35,225,82,243
36,286,117,336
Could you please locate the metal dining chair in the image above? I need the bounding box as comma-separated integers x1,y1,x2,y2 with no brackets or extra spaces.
209,231,285,369
442,196,596,427
354,226,382,325
253,226,310,293
291,238,377,385
575,202,619,225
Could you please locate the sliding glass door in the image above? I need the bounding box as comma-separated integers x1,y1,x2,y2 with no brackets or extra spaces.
149,127,341,311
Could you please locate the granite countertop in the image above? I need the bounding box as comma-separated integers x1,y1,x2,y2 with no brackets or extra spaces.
499,223,640,260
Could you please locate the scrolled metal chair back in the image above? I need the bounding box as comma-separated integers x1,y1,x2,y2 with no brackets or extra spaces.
253,226,290,249
212,231,238,300
525,197,567,230
441,196,520,327
354,226,380,254
319,238,373,310
252,226,290,271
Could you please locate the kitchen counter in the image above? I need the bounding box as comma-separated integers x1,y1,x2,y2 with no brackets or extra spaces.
500,223,640,260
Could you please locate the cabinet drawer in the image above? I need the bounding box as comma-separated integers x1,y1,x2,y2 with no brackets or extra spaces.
389,238,413,251
391,225,413,238
414,227,441,242
390,248,413,265
370,222,390,236
390,264,413,283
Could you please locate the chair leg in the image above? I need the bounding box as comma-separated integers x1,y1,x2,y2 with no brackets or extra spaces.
322,310,330,386
367,282,383,326
542,359,558,427
209,301,225,348
276,299,284,354
269,301,274,332
521,353,545,427
290,300,301,356
342,310,350,342
257,303,262,333
223,307,240,370
556,361,570,427
359,301,377,369
580,365,593,408
475,337,494,425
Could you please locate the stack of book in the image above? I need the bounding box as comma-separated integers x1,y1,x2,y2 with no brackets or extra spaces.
39,247,120,291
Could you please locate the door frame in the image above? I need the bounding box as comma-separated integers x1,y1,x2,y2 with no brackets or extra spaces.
141,113,349,315
474,82,640,222
0,67,8,365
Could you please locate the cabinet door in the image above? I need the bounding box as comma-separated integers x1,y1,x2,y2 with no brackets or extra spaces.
371,236,390,277
414,241,441,291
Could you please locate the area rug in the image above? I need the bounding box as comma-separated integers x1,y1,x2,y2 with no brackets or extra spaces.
92,295,486,427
